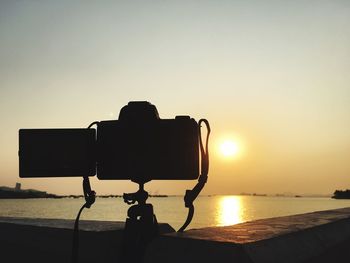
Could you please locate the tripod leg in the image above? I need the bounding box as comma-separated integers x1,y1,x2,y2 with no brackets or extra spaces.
120,204,159,263
121,217,143,263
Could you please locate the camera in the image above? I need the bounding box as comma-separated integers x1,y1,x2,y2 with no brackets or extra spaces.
19,101,210,253
19,101,199,183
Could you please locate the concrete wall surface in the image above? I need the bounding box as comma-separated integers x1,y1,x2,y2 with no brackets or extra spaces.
1,207,350,263
145,207,350,263
0,217,174,263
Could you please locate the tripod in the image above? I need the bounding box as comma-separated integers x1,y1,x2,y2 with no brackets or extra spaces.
121,183,159,263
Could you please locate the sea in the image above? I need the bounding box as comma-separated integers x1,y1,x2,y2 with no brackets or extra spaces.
1,195,350,230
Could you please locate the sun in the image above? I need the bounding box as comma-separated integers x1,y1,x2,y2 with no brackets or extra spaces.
219,140,240,158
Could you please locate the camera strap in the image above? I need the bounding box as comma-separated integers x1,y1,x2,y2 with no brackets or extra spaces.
71,177,96,263
178,119,211,232
71,122,98,263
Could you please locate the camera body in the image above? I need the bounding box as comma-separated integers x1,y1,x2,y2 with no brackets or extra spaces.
19,101,199,183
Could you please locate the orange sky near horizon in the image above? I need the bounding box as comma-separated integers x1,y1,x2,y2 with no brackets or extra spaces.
0,1,350,196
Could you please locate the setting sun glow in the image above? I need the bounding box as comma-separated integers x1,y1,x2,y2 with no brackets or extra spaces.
219,140,240,158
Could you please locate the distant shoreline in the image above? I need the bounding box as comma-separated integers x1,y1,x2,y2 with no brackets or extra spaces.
0,185,333,199
332,190,350,199
0,192,333,199
0,188,57,199
0,189,169,199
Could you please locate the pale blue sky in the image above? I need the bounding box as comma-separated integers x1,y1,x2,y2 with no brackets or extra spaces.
0,0,349,195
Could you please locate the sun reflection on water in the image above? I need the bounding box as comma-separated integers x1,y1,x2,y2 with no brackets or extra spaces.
217,196,243,226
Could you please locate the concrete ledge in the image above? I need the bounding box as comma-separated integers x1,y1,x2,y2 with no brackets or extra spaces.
0,217,174,263
2,208,350,262
145,207,350,263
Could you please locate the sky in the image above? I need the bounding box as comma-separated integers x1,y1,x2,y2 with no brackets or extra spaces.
0,0,349,195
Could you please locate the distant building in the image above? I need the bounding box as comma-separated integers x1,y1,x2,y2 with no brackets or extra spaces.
15,183,21,191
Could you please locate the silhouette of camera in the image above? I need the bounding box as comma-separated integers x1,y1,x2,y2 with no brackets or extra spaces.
19,101,199,183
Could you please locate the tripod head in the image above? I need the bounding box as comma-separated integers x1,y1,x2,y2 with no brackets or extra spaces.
122,182,158,263
123,183,148,205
